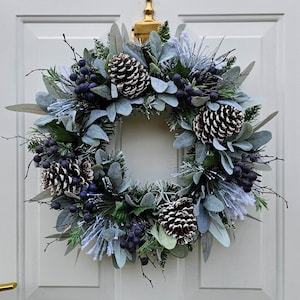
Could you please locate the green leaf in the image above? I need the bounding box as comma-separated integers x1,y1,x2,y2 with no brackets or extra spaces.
248,130,272,150
209,213,230,247
117,177,131,193
90,85,112,100
235,61,255,86
220,151,233,175
233,141,253,151
232,122,253,142
133,206,154,216
177,173,194,187
173,131,196,149
175,23,186,38
93,59,108,78
203,195,224,212
252,111,278,132
222,66,241,81
6,103,48,115
191,96,209,107
150,77,168,93
95,149,108,164
28,189,52,202
56,209,73,232
159,43,178,64
109,23,123,55
253,162,272,171
193,171,202,184
85,124,109,142
151,223,177,250
108,162,123,190
92,164,105,179
213,138,226,151
81,135,100,147
64,191,81,200
33,115,56,127
140,192,155,207
170,244,189,258
153,99,166,111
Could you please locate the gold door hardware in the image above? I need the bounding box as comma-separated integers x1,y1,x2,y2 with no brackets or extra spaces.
132,0,162,43
0,282,17,292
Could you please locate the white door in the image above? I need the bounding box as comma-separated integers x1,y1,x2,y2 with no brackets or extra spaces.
1,0,298,299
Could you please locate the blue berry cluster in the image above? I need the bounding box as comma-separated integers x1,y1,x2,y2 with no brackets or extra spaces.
232,153,259,192
69,59,100,101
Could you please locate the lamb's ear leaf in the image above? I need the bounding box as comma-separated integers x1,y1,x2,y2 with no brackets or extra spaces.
5,103,47,115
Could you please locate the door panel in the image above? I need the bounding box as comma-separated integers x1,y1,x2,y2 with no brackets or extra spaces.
0,1,293,299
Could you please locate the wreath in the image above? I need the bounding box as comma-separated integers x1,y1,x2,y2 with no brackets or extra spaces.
7,22,282,272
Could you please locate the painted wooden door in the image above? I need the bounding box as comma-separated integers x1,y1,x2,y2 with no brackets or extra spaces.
0,0,298,299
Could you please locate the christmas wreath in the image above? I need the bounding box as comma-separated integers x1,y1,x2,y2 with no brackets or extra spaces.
7,22,281,271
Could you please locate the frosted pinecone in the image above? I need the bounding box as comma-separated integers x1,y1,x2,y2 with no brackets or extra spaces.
158,197,198,245
193,104,244,143
108,53,150,99
41,159,94,195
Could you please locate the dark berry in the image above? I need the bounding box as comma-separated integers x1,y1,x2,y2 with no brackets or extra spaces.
78,59,86,67
127,241,135,251
86,92,95,101
133,236,141,245
249,153,259,162
209,91,219,101
140,257,149,266
172,73,182,82
76,76,86,85
134,228,142,237
72,177,81,186
175,89,185,99
60,159,69,168
69,204,77,213
83,212,92,222
80,67,89,75
127,231,135,240
42,160,51,169
66,152,75,159
48,139,57,146
242,164,252,173
33,155,41,163
50,145,59,154
69,73,78,81
89,74,98,82
84,201,94,210
51,201,61,210
79,191,88,200
185,85,194,95
194,89,203,97
125,222,132,229
247,171,258,181
120,240,128,249
233,165,242,177
35,145,44,154
88,183,97,192
88,82,98,89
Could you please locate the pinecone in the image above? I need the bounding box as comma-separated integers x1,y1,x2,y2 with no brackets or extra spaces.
193,104,244,143
108,53,150,99
158,197,198,245
41,159,94,195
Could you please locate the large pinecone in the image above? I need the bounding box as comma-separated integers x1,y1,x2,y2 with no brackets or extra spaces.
158,197,198,245
108,53,150,99
41,159,93,195
193,104,244,143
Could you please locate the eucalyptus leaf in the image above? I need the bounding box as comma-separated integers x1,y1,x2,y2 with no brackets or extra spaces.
206,101,220,111
121,23,130,43
252,111,278,132
177,173,194,187
153,99,166,111
227,141,234,152
158,94,178,107
117,177,131,193
81,135,100,147
159,43,178,64
93,59,108,78
123,42,147,67
248,130,272,150
56,209,73,232
220,151,233,175
209,213,230,247
109,23,123,55
133,206,154,216
6,103,48,115
64,191,81,200
110,83,118,99
151,223,177,250
28,189,52,202
95,149,108,164
193,171,202,185
233,122,253,142
124,194,139,208
151,77,168,93
194,201,210,233
253,162,272,171
195,142,208,163
85,124,109,142
201,231,213,262
149,31,162,60
107,162,123,190
235,61,255,86
175,23,186,38
43,76,69,99
85,109,107,128
191,96,209,107
213,138,226,151
116,98,132,116
34,115,57,127
106,102,117,122
217,99,242,111
91,164,105,179
35,92,57,112
113,240,127,268
140,192,155,207
90,85,112,100
180,120,192,131
173,131,196,149
233,141,253,151
222,66,240,81
203,195,224,212
169,244,189,258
